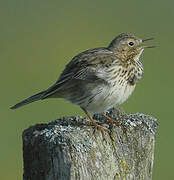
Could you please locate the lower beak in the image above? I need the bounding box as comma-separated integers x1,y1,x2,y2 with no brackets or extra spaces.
143,45,156,48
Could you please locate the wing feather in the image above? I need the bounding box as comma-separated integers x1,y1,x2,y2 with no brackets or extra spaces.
42,48,114,99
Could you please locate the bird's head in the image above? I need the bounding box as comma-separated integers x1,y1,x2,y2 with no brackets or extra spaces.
108,33,154,62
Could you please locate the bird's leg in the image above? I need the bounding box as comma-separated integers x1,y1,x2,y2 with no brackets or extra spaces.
81,108,109,136
102,113,126,133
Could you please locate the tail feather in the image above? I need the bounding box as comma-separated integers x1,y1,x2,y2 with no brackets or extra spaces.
10,91,45,110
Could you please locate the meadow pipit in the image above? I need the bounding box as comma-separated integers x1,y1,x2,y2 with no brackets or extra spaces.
11,33,154,132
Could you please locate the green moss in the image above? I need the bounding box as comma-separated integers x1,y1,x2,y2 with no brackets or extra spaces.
115,172,120,179
89,148,97,163
120,159,131,178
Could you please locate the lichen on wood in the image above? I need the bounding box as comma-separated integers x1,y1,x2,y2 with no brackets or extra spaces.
23,107,158,180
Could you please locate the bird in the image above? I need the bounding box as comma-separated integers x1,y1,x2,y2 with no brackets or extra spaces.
10,33,154,132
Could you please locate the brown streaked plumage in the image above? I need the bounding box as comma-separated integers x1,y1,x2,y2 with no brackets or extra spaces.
10,33,154,132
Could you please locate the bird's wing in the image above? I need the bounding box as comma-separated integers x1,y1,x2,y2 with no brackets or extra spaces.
57,48,115,82
41,48,114,99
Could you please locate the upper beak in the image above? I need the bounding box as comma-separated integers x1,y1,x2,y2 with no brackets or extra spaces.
142,37,155,48
142,37,154,42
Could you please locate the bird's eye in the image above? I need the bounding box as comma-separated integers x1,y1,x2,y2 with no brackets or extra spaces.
128,42,134,46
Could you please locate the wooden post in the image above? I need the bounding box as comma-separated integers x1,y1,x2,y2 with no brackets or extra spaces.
22,108,158,180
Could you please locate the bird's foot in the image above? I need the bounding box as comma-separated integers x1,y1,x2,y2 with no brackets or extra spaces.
91,122,109,140
93,122,108,132
102,114,126,133
81,108,109,139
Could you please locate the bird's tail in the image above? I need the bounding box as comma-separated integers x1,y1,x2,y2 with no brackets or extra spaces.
10,91,45,110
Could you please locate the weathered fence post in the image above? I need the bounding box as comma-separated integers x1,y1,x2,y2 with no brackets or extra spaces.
22,108,158,180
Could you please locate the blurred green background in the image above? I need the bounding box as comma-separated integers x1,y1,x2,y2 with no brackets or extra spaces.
1,0,173,179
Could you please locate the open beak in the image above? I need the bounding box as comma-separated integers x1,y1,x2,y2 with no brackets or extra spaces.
142,37,155,48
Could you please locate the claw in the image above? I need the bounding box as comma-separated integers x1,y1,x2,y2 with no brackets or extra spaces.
92,124,109,140
102,114,126,133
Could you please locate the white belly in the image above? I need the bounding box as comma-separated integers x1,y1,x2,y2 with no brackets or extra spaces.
85,83,136,114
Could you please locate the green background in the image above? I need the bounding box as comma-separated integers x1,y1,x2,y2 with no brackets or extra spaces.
1,0,173,179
